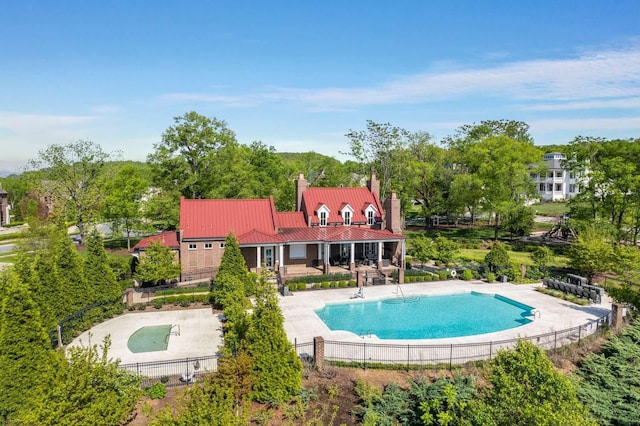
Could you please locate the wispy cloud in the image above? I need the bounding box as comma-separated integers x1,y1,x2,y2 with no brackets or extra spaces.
161,44,640,109
529,116,640,133
521,97,640,111
0,112,97,137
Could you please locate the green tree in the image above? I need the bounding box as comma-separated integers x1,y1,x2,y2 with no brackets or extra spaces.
143,189,181,230
0,271,61,423
134,241,181,286
568,227,614,283
214,233,255,298
409,235,435,267
484,242,510,274
482,340,596,426
246,272,302,403
29,140,114,245
148,111,237,199
102,164,150,250
85,229,123,315
500,205,535,239
433,236,459,266
530,246,553,274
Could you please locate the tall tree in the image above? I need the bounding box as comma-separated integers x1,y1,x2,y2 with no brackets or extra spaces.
345,120,410,202
214,233,255,298
0,271,60,423
102,164,150,250
568,227,614,283
84,229,123,315
148,111,237,199
29,140,114,245
134,241,181,286
246,272,302,403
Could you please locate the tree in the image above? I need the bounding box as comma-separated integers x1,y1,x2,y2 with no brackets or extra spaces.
345,120,410,202
214,233,255,298
433,236,460,266
102,164,150,250
484,242,510,274
143,189,181,231
0,271,61,423
246,272,302,403
29,140,114,245
148,111,237,199
568,227,614,283
84,229,123,315
500,205,535,239
134,241,181,286
482,340,596,426
530,246,553,274
408,235,435,267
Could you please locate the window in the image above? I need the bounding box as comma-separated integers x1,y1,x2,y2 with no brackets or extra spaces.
539,183,545,191
319,211,327,226
548,172,554,178
204,243,213,249
343,211,351,226
289,244,306,259
547,183,553,191
569,184,576,193
219,243,225,249
555,183,562,191
188,243,197,250
367,210,375,225
569,172,575,179
556,171,563,178
530,172,537,179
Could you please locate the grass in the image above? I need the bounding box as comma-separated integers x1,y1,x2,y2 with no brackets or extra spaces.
531,202,569,217
406,225,505,241
458,248,569,268
0,253,18,264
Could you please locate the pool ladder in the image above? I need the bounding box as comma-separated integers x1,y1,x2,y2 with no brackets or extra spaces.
360,329,371,339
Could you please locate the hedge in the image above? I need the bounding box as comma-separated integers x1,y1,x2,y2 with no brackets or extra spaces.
287,273,351,284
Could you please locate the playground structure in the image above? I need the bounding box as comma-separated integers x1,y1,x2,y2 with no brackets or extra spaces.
543,214,577,241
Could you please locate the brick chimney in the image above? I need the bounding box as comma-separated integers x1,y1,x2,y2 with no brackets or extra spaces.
385,191,402,234
0,188,8,227
295,172,308,212
367,172,379,199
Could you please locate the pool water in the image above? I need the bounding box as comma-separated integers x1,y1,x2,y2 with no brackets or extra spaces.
127,325,172,353
314,292,534,339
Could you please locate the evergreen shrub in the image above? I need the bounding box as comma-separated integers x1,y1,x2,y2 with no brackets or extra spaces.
321,282,330,289
461,270,474,281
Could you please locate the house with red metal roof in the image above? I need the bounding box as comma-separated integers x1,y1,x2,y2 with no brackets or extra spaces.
178,173,406,283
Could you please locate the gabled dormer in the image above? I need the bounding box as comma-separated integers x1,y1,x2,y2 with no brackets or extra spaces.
315,203,330,227
339,203,354,226
363,203,378,226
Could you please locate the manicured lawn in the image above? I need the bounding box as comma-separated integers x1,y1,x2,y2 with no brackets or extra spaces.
531,202,569,217
0,253,18,264
458,248,569,268
406,225,505,241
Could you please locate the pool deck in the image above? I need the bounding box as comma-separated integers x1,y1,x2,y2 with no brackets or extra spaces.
279,280,612,346
68,308,223,365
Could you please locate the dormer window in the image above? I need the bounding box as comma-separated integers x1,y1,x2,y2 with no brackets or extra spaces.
316,204,330,227
319,211,327,226
343,211,351,226
367,210,375,225
339,203,354,226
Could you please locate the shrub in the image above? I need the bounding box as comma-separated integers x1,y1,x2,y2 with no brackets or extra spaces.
297,283,307,291
136,303,146,311
404,277,411,283
437,270,449,280
348,280,357,287
321,282,330,289
329,282,338,288
312,283,320,289
486,272,496,283
338,281,347,288
144,383,167,399
127,305,136,311
152,299,164,309
461,269,474,281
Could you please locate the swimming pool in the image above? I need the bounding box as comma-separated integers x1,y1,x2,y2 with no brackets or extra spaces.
127,325,172,353
314,292,535,339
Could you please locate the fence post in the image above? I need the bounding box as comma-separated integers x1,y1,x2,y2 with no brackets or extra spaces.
578,326,582,342
407,344,410,367
449,344,453,370
489,342,492,360
313,336,325,370
554,331,557,350
363,341,367,369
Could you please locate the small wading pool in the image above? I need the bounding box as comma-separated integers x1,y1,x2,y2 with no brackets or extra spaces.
314,292,535,339
127,325,172,353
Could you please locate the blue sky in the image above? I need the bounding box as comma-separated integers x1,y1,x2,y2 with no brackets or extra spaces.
1,1,639,173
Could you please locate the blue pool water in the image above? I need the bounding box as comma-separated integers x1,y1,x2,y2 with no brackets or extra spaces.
314,292,534,339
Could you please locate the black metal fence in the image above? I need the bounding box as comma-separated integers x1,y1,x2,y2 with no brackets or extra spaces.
294,313,610,369
120,355,219,387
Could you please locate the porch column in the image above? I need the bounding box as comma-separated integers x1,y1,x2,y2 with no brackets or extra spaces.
256,246,261,274
324,242,330,274
317,243,323,262
401,240,406,268
377,241,384,269
279,244,284,268
349,242,355,272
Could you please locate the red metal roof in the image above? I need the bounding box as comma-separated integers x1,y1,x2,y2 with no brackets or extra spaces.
180,197,277,239
275,211,307,228
237,229,285,245
277,226,404,243
132,231,180,251
301,187,383,225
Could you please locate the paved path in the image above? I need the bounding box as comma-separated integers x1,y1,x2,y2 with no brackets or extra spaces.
279,280,611,346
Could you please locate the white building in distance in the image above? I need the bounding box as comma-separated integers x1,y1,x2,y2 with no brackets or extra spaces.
531,152,582,201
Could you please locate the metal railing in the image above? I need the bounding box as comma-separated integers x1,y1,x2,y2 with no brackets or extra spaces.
294,314,610,369
120,354,219,387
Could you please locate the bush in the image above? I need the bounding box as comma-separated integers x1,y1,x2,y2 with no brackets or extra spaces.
136,303,146,311
437,270,449,280
312,283,320,289
348,280,357,287
338,281,347,288
287,273,351,284
321,282,330,289
144,383,167,399
152,299,164,309
329,282,338,288
461,270,474,281
486,272,496,283
404,277,411,283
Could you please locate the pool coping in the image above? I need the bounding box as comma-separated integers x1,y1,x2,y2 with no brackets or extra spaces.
279,280,612,346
